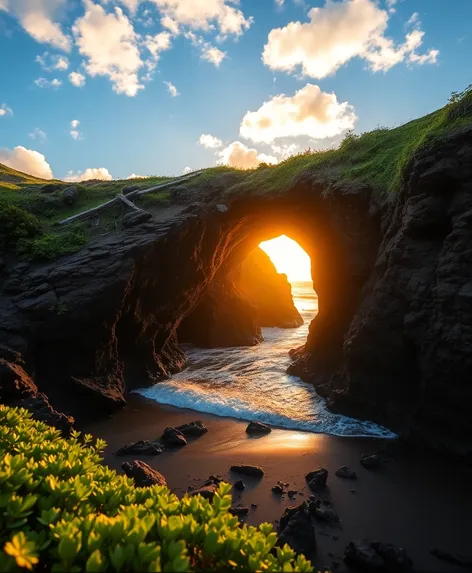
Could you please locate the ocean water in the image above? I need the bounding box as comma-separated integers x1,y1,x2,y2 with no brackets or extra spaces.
136,282,396,438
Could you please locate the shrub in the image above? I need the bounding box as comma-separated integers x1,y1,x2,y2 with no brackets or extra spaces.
0,406,313,572
16,230,87,261
0,204,42,252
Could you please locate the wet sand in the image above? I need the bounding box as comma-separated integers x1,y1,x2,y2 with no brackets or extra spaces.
85,393,472,572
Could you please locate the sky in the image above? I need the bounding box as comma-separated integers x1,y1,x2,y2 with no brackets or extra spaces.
0,0,471,182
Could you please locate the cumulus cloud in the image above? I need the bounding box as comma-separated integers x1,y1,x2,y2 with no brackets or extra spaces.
198,134,223,148
69,119,82,140
164,80,179,96
64,167,113,182
161,15,179,35
262,0,438,78
0,0,71,51
386,0,397,14
201,44,226,66
34,77,62,88
240,83,356,144
28,128,47,142
217,141,278,169
68,71,86,87
182,166,193,174
35,51,69,71
0,103,12,117
73,1,144,97
0,146,53,179
126,173,147,178
148,0,252,36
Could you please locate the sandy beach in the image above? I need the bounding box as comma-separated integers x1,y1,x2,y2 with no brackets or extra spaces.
85,393,472,573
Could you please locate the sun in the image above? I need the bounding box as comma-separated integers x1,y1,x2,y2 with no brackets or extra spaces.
259,235,312,282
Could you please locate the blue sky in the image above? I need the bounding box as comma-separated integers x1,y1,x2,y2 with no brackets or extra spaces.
0,0,471,182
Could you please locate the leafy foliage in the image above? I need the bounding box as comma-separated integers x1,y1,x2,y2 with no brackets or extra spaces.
0,406,314,573
16,228,87,261
0,204,42,251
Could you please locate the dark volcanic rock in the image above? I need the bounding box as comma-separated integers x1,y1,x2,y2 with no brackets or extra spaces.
121,460,166,487
309,499,338,523
122,210,152,228
344,539,413,572
305,468,328,490
190,484,218,500
335,465,357,479
430,548,472,568
115,440,163,456
230,464,264,478
246,421,272,434
161,427,187,447
234,480,245,491
278,502,317,560
62,186,78,206
0,357,74,433
360,454,382,469
175,420,208,437
272,484,284,495
229,505,249,517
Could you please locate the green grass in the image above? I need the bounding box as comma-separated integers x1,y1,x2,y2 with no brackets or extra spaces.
1,86,471,261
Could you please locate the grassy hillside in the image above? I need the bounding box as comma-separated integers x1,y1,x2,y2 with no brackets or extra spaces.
0,85,471,262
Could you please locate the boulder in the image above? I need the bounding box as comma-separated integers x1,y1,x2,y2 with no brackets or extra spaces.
115,440,163,456
41,182,63,194
360,454,382,469
278,502,317,560
246,421,272,434
309,499,339,523
272,484,284,495
305,468,328,491
175,420,208,437
161,427,187,447
230,464,264,478
190,484,218,500
122,184,141,195
170,185,190,203
335,465,357,479
122,210,152,228
229,506,249,517
62,186,78,206
121,460,166,487
234,480,245,491
344,540,413,572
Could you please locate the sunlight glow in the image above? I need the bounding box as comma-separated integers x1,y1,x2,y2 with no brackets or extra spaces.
259,235,312,282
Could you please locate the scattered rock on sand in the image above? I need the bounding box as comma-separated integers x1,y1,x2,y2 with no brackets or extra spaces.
229,506,249,517
115,440,163,456
309,499,339,523
344,539,413,572
161,427,187,447
278,502,317,560
190,484,218,500
175,420,208,437
360,454,382,469
234,480,245,491
430,548,472,568
121,460,166,488
288,490,297,498
335,465,357,479
305,467,328,490
272,484,284,495
246,421,272,434
230,464,264,477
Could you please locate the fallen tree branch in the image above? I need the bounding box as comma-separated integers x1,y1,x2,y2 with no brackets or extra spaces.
57,170,203,226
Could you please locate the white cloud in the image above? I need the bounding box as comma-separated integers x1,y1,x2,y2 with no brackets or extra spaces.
262,0,438,78
201,44,226,66
161,15,179,35
164,80,179,96
271,142,301,159
182,166,193,174
406,12,420,27
28,128,47,142
34,77,62,88
69,71,86,87
0,146,53,179
73,1,144,97
386,0,397,14
198,134,223,148
0,0,71,51
217,141,278,169
64,167,113,182
240,83,356,144
0,103,12,117
148,0,252,36
145,31,172,57
69,119,82,140
126,173,147,178
35,51,69,71
275,0,284,6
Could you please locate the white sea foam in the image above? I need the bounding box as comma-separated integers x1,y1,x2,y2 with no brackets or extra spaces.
135,283,397,439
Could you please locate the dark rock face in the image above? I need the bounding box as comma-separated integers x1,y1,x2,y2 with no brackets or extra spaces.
230,464,264,477
360,454,382,469
335,465,357,479
62,186,78,206
237,248,303,328
122,210,152,228
234,480,245,490
175,420,208,437
344,539,413,572
121,460,166,487
305,468,328,491
0,357,74,433
246,421,272,434
161,427,187,447
278,502,317,560
229,505,249,517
